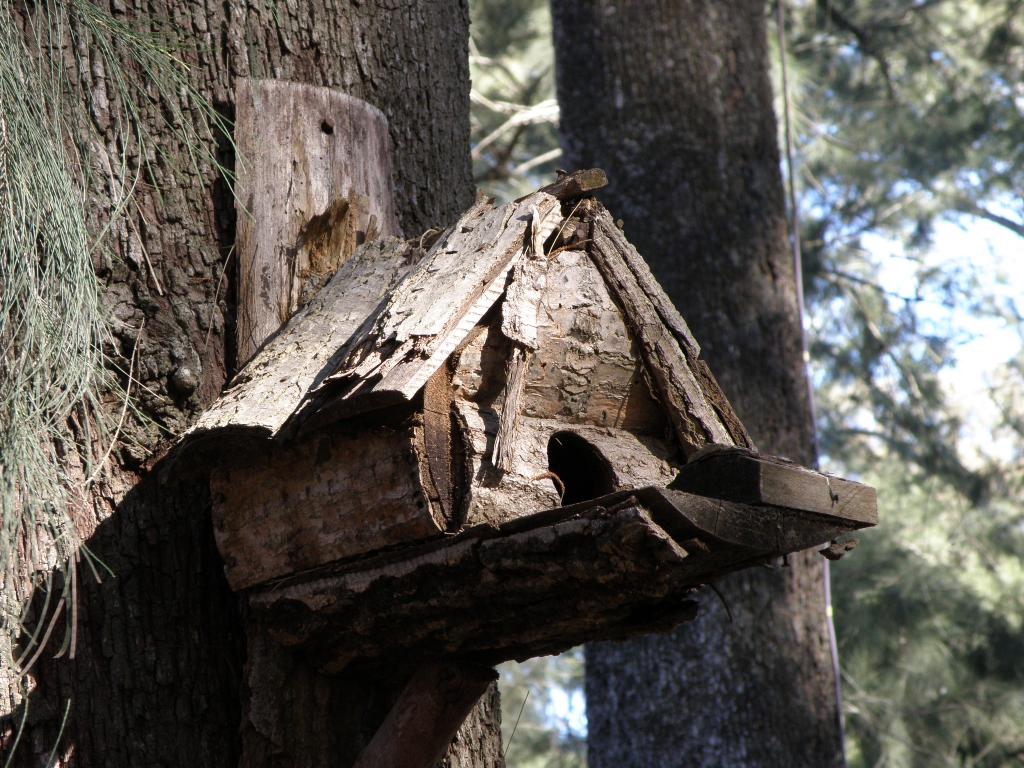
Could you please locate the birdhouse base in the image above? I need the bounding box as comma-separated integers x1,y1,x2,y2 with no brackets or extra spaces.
246,455,875,674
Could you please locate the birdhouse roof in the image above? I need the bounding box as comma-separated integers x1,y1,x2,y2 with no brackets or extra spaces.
185,174,750,456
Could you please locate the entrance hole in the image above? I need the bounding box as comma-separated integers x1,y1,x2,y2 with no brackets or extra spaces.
546,431,615,505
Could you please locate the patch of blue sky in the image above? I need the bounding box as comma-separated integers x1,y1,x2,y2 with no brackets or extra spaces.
860,211,1022,465
546,686,587,739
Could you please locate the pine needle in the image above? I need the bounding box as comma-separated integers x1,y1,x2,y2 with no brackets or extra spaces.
0,0,233,714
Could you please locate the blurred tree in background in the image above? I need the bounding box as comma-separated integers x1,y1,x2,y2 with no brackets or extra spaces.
471,0,1024,765
498,650,586,768
470,0,561,199
787,3,1024,764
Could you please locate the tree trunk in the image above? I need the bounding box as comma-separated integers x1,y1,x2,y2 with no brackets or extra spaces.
551,1,844,766
2,1,501,766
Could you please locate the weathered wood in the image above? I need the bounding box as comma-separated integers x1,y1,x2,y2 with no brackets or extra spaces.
587,208,753,454
353,663,496,768
537,167,609,201
671,447,878,526
523,248,668,431
235,79,400,364
210,421,444,592
296,191,562,424
186,237,419,442
246,486,868,671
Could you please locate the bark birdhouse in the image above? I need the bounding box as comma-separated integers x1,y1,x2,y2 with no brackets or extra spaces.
183,170,876,669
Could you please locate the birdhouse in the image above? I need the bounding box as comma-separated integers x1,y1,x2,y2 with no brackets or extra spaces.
182,170,875,671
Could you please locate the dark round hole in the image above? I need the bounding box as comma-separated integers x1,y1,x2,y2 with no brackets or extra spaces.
320,120,334,135
547,431,615,505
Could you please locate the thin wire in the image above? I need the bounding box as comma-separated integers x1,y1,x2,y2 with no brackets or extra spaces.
503,689,530,758
776,0,847,761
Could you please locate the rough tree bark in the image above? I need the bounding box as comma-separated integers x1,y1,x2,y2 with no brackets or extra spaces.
551,1,845,766
1,1,502,766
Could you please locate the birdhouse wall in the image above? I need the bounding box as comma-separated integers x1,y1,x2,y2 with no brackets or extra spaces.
210,421,444,591
450,248,680,528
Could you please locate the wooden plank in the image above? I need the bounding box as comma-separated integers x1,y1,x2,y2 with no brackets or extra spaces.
537,167,609,201
185,237,417,442
246,486,872,671
587,209,753,454
234,78,400,364
352,663,495,768
295,191,561,423
670,447,878,526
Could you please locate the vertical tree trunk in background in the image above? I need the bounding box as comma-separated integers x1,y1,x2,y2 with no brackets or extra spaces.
3,2,502,766
551,1,844,766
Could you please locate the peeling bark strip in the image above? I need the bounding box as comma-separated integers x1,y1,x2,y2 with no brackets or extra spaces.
188,237,419,442
298,191,561,424
247,482,873,671
492,224,547,471
587,209,753,454
234,79,400,364
490,346,530,473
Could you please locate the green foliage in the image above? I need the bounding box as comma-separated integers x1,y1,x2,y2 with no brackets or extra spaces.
499,650,587,768
835,463,1024,766
0,0,108,671
788,0,1024,240
0,0,230,695
784,0,1024,499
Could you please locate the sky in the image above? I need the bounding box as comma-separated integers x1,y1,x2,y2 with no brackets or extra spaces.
867,214,1023,467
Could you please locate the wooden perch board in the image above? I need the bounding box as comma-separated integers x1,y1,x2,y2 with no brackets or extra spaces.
246,479,874,673
672,447,877,525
